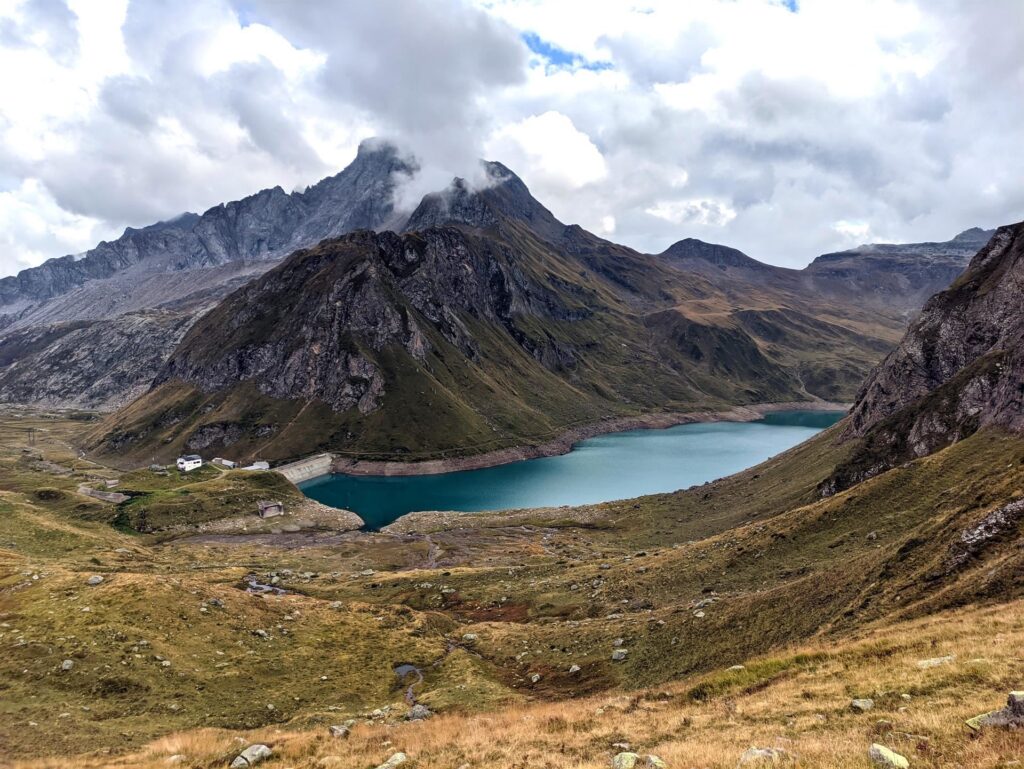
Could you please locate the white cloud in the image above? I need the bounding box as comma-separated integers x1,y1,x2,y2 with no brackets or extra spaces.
646,198,737,227
0,178,116,271
1,0,1024,277
486,111,607,191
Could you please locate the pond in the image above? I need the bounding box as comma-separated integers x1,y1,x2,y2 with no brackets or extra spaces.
298,410,845,530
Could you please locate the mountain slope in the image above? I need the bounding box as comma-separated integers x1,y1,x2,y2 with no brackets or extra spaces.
0,311,196,410
86,166,908,466
823,220,1024,494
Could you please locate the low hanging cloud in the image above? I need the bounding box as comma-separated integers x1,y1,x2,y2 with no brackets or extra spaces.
1,0,1023,276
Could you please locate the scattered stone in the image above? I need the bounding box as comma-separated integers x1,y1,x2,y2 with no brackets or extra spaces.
531,673,541,683
569,664,581,674
966,691,1024,730
728,664,746,671
86,575,104,586
868,743,909,768
407,704,432,721
612,637,625,647
462,632,478,644
646,756,667,768
374,752,407,769
328,725,350,739
612,752,640,769
360,569,376,576
738,747,789,765
915,655,954,669
851,698,875,712
60,659,74,672
612,648,629,662
167,756,187,765
230,744,272,768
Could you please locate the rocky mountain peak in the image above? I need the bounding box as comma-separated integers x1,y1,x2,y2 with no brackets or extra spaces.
659,238,770,272
404,160,565,242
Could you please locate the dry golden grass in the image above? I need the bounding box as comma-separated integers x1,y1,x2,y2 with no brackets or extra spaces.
10,598,1023,769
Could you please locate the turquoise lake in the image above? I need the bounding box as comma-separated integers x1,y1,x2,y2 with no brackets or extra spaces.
298,410,845,530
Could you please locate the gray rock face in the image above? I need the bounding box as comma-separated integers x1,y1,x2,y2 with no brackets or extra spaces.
0,311,196,410
0,141,413,327
803,227,994,314
0,142,415,411
824,221,1024,494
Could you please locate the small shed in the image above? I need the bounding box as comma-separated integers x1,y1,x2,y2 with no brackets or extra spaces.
212,457,237,468
257,500,285,518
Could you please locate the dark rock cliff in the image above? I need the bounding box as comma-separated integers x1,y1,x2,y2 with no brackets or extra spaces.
823,222,1024,494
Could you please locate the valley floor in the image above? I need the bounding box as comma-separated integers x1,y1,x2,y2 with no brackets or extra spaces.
1,408,1023,768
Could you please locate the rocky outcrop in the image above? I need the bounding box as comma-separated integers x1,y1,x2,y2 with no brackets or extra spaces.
824,222,1024,494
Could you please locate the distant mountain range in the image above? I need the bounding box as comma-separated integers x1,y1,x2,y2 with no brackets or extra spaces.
0,140,1000,464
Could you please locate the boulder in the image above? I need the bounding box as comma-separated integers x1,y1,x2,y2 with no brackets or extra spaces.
60,659,74,672
462,632,478,644
230,744,272,768
868,744,909,768
374,753,407,769
328,724,350,738
612,753,640,769
738,747,789,765
851,698,875,712
966,691,1024,730
646,755,667,768
86,575,104,586
407,704,432,721
612,648,629,662
569,664,581,674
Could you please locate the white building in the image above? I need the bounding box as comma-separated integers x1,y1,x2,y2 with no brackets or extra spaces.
176,454,203,472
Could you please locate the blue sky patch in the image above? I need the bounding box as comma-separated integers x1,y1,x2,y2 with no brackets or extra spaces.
522,32,613,71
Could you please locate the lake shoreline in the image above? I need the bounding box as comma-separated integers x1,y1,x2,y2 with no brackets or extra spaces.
288,400,849,483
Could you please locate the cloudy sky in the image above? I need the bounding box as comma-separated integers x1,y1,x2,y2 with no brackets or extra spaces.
1,0,1022,277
